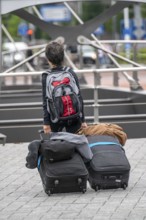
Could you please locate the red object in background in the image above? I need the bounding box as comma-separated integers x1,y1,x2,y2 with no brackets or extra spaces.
27,29,33,35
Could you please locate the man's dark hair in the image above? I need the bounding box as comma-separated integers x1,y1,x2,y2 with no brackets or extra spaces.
45,41,64,66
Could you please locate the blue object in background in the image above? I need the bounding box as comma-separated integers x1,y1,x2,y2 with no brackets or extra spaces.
94,24,105,36
120,19,146,40
18,22,28,36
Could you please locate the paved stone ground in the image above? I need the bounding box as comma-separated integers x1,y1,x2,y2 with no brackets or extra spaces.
0,138,146,220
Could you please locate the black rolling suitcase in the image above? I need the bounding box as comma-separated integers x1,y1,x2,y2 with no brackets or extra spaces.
37,131,89,196
87,135,131,191
38,153,88,196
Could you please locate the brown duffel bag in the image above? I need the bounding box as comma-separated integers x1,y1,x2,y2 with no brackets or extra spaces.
77,123,127,146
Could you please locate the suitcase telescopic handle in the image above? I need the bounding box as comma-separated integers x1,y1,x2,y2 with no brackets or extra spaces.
38,129,51,142
38,129,44,142
38,129,44,134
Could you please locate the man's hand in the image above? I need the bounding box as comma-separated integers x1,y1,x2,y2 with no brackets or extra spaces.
81,122,88,129
43,125,51,134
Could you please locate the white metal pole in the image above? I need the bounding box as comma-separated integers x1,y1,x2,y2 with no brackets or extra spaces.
133,3,143,40
124,7,131,59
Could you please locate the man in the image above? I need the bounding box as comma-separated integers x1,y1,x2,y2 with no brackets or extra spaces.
42,41,87,134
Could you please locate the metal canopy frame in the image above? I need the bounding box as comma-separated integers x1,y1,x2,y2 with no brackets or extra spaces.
1,0,146,15
13,1,131,44
1,0,145,15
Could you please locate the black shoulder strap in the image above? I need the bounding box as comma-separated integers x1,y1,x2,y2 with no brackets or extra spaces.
63,66,71,72
45,69,52,75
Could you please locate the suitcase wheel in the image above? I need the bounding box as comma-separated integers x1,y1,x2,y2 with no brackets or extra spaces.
43,184,52,196
94,185,100,192
78,178,82,185
82,188,86,194
122,183,127,190
47,190,51,196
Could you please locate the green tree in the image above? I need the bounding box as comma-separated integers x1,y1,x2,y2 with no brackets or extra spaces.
82,2,106,21
2,14,22,41
81,2,114,36
141,3,146,18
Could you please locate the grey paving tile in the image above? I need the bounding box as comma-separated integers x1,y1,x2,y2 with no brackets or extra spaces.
0,138,146,220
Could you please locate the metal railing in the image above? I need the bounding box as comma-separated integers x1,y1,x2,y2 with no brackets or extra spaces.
1,66,146,122
1,38,146,88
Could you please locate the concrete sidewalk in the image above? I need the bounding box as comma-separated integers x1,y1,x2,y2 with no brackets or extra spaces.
0,138,146,220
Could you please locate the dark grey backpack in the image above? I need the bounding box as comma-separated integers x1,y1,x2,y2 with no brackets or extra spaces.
46,67,82,123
